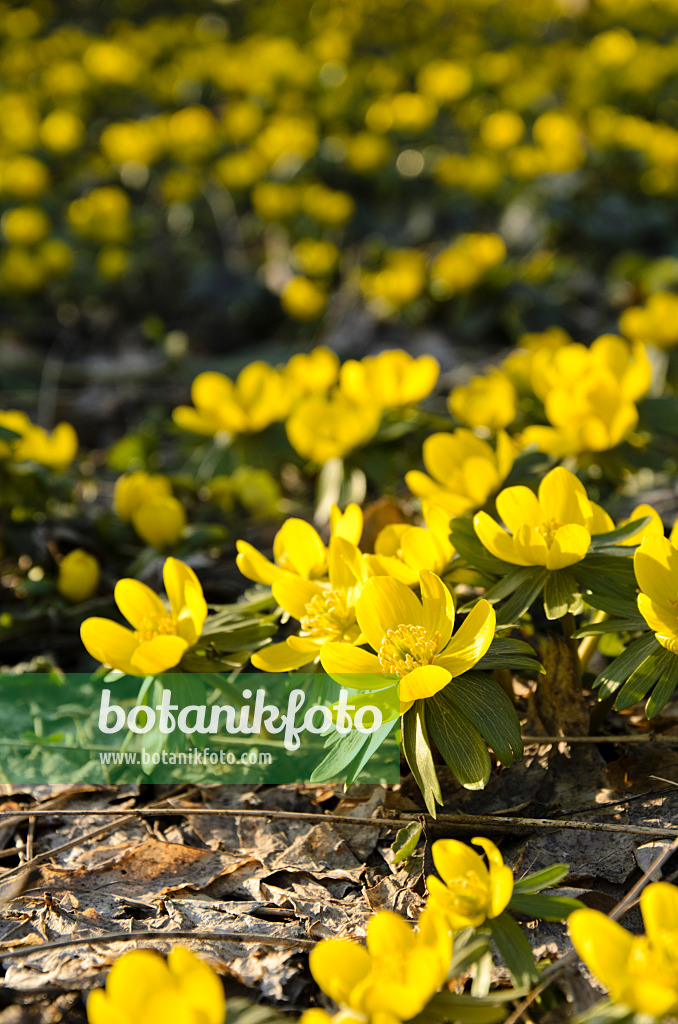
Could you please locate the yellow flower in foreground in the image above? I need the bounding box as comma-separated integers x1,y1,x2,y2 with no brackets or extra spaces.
286,392,382,464
340,350,439,409
367,503,454,586
427,837,513,929
635,534,678,655
448,370,517,431
569,882,678,1018
305,907,452,1024
236,505,362,585
57,549,100,603
87,947,225,1024
173,362,290,437
80,557,207,675
252,537,368,671
474,467,613,570
406,429,514,515
0,410,77,471
321,570,495,709
617,503,664,546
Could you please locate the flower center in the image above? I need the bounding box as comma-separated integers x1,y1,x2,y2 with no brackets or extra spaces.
301,590,357,641
537,517,561,547
378,624,440,677
134,613,177,644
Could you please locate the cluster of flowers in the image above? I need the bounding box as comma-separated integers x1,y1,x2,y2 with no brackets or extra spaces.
84,843,678,1023
3,0,678,345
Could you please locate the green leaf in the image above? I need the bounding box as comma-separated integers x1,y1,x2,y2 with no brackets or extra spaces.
488,912,539,987
446,672,523,765
587,518,650,549
344,718,397,786
638,395,678,436
507,892,584,920
474,637,542,674
402,701,442,816
426,691,491,790
543,569,582,620
496,568,549,625
0,424,22,443
466,566,543,610
310,727,372,783
645,651,678,718
613,647,672,711
572,618,646,638
593,632,660,700
573,556,637,599
392,821,422,864
449,518,513,578
512,864,570,893
409,992,508,1024
448,928,492,976
578,591,644,622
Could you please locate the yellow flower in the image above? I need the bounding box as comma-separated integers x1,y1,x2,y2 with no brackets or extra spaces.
321,570,495,710
620,292,678,350
340,350,439,409
530,335,651,404
237,505,362,586
430,234,505,300
132,495,186,549
305,907,452,1024
617,503,664,546
57,550,100,604
283,346,340,395
80,557,207,675
281,276,327,320
367,503,454,586
291,239,340,278
569,882,678,1018
173,364,290,437
252,537,368,671
501,327,572,390
426,837,514,929
635,534,678,655
286,392,382,464
87,947,225,1024
0,410,78,471
406,429,515,515
448,371,518,431
2,206,50,246
114,472,173,522
480,110,525,150
474,467,613,570
360,251,428,314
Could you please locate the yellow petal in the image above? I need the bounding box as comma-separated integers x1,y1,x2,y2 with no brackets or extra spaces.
104,949,173,1014
473,838,514,917
330,503,363,545
130,635,188,673
236,540,286,585
272,577,323,620
569,909,634,991
496,486,542,533
251,641,316,672
637,593,678,638
545,523,590,570
399,664,452,702
273,519,327,578
589,501,615,535
114,578,168,629
436,600,495,677
356,576,424,653
367,909,417,956
419,570,454,650
426,873,487,929
172,405,220,436
431,838,489,888
640,881,678,943
320,642,386,688
625,979,678,1018
635,535,678,608
309,939,371,1006
513,524,549,567
473,511,526,565
496,429,515,480
80,617,139,674
328,536,366,594
401,527,447,574
167,947,226,1024
366,553,420,587
163,558,207,641
538,467,591,526
85,990,125,1024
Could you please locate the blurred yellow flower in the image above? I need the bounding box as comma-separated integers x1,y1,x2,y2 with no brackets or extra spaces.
291,239,340,278
87,947,225,1024
474,466,613,570
340,350,439,408
1,206,50,246
81,557,207,675
367,503,454,586
620,291,678,349
302,183,355,225
361,250,427,313
173,364,290,437
114,472,173,522
406,429,515,515
283,346,340,395
427,837,513,929
0,410,77,471
40,109,85,153
286,392,382,464
281,276,327,320
305,907,451,1024
68,186,130,244
133,496,186,549
321,570,495,710
448,370,518,430
570,882,678,1019
416,59,472,102
480,110,525,150
430,233,505,299
57,550,100,604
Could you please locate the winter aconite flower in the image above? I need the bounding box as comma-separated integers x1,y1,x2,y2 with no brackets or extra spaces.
474,467,613,570
635,534,678,654
285,392,382,464
173,363,290,437
57,549,100,603
87,947,226,1024
426,837,513,929
617,503,664,546
569,882,678,1018
236,505,362,585
340,350,439,409
366,503,454,586
406,429,515,515
303,908,452,1024
80,557,207,675
448,371,518,431
321,570,495,710
0,410,77,471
